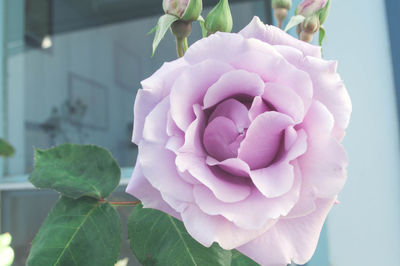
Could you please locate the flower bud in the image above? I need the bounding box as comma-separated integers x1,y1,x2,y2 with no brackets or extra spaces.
272,0,292,10
297,0,328,17
163,0,202,21
205,0,233,35
272,0,292,29
302,15,319,34
299,15,319,42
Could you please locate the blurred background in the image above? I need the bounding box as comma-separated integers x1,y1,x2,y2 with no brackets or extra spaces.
0,0,399,265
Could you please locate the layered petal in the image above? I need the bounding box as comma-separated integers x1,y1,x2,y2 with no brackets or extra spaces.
170,59,234,131
239,16,322,58
238,112,294,169
237,198,335,265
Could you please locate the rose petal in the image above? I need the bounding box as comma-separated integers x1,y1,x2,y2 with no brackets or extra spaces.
170,59,234,131
193,173,300,230
206,156,250,177
178,104,206,157
181,204,276,249
249,130,307,198
126,164,181,219
299,101,348,197
263,82,305,123
203,70,265,109
238,111,294,169
239,16,322,58
141,58,189,97
208,99,250,130
132,89,160,144
237,197,335,266
301,56,352,141
230,50,313,111
248,96,270,121
139,140,194,202
176,154,251,203
142,96,170,144
203,116,242,161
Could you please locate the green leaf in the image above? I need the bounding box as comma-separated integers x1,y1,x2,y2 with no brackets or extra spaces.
198,16,207,38
29,144,121,200
319,26,326,46
27,196,121,266
0,139,14,157
128,204,232,266
152,14,180,56
231,250,259,266
284,15,305,32
0,233,14,266
147,25,157,35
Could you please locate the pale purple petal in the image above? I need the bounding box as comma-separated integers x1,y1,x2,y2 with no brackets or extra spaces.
230,50,313,111
299,102,348,197
237,198,335,265
203,116,242,161
206,156,250,177
142,96,170,144
141,58,189,97
238,112,294,169
175,154,251,203
239,16,322,58
132,89,160,144
263,82,305,123
193,173,301,230
248,96,270,121
208,99,250,130
126,164,181,219
170,59,234,131
178,104,206,157
181,204,276,249
250,130,307,197
139,140,194,203
203,70,265,109
301,57,352,141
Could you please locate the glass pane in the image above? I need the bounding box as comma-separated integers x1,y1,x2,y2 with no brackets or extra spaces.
3,0,268,177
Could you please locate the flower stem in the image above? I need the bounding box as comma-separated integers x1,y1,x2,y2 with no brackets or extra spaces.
176,37,184,58
183,38,188,53
99,199,140,206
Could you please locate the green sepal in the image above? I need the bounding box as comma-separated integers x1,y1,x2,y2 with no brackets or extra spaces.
26,196,122,266
29,144,121,200
317,0,331,25
181,0,203,22
319,26,326,46
284,15,305,32
205,0,233,34
0,139,14,157
198,16,207,38
151,14,180,56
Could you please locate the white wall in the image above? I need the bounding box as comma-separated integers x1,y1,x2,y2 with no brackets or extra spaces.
323,1,400,265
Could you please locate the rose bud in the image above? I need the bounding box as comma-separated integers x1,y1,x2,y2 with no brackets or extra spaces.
300,15,320,42
271,0,292,29
296,0,331,43
297,0,328,17
163,0,202,21
205,0,233,35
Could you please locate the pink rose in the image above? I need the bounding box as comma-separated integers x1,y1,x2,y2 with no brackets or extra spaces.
163,0,190,18
127,16,351,265
297,0,328,17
